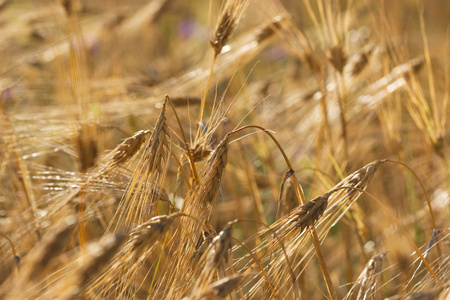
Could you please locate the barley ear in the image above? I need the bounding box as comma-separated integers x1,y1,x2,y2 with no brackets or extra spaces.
210,0,250,57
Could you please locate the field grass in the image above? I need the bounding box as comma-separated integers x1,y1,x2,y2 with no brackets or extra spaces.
0,0,449,299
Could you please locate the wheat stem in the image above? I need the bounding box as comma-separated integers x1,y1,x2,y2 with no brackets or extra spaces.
231,125,306,204
383,159,437,229
198,54,216,125
310,228,338,300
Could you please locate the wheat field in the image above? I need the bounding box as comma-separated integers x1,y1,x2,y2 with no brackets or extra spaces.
0,0,449,299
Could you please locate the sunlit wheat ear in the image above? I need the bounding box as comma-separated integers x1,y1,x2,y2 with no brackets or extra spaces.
282,159,382,238
210,0,251,57
88,214,179,298
183,134,230,219
110,99,171,231
290,191,332,233
34,129,150,225
337,159,384,201
116,214,179,295
191,222,235,294
204,222,234,267
345,252,386,300
145,102,170,173
85,129,151,179
186,134,230,237
128,213,178,251
187,275,243,300
57,234,124,300
111,129,151,165
198,135,229,206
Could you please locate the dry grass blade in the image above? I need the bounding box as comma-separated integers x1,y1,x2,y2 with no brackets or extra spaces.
75,124,98,173
399,288,447,300
406,229,441,288
357,57,425,108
